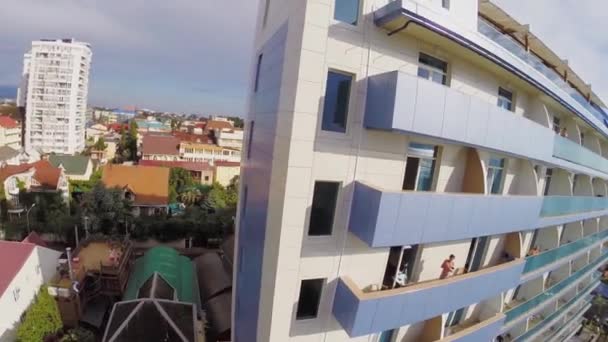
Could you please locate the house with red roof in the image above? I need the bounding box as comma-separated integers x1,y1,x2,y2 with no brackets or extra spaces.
0,240,61,340
139,159,214,185
0,160,69,210
140,134,181,162
0,115,21,149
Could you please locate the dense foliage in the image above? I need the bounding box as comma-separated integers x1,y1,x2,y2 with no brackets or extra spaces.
80,183,133,235
169,167,195,203
114,121,138,163
16,286,62,342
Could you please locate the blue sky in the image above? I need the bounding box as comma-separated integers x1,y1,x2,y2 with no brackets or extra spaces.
0,1,605,116
0,0,259,116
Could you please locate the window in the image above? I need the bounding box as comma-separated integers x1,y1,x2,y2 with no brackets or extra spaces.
573,174,579,193
296,278,325,320
321,71,353,133
543,168,553,196
497,87,514,111
254,54,263,92
247,121,255,159
403,143,438,191
334,0,360,25
204,176,210,181
580,132,585,145
308,182,340,236
262,0,271,27
442,0,450,9
418,53,448,85
552,116,561,134
487,157,505,194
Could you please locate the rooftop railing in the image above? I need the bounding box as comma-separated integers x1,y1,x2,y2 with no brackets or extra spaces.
478,19,608,126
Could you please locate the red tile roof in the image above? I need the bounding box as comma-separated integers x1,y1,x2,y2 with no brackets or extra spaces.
172,131,213,144
214,161,240,167
0,160,62,189
22,231,48,247
141,134,180,156
0,116,19,129
107,123,128,132
32,160,62,189
139,160,212,172
0,241,35,297
205,120,233,131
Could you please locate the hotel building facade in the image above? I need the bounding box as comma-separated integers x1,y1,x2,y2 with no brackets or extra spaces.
234,1,608,341
20,39,91,154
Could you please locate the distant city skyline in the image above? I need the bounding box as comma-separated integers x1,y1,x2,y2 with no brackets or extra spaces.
0,1,606,117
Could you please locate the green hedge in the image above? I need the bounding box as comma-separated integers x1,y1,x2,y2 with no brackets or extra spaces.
16,286,62,342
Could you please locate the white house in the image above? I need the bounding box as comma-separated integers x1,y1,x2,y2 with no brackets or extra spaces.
0,239,60,341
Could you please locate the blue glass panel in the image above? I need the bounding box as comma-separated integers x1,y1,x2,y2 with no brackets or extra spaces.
506,251,608,323
523,229,608,274
334,0,360,25
541,195,608,217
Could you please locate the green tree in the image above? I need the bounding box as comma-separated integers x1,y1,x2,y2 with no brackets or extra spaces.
69,167,103,194
170,119,183,131
16,286,62,342
80,183,132,234
169,168,195,203
93,136,108,151
114,121,138,163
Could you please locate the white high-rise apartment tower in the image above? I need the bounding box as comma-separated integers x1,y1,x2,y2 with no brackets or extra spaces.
235,1,608,341
20,39,92,154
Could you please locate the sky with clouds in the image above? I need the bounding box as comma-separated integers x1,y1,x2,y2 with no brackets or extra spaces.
0,1,606,116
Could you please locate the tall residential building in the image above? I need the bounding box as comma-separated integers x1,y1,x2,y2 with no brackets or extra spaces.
234,1,608,342
20,39,92,154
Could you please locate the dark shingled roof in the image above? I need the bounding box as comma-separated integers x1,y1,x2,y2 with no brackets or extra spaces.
48,154,90,175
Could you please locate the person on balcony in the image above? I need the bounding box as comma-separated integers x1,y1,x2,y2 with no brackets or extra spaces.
560,127,568,137
440,254,456,279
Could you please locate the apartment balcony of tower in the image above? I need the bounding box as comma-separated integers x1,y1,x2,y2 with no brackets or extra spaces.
234,0,607,341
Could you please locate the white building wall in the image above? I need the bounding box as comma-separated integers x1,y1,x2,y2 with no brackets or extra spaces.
22,39,91,155
0,246,60,342
238,0,608,341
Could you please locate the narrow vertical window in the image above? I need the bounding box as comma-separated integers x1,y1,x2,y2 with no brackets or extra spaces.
334,0,360,25
322,71,352,133
308,181,340,236
580,132,585,146
543,168,553,196
442,0,450,10
247,121,254,159
497,87,514,111
418,53,448,85
296,278,325,320
254,54,263,92
262,0,271,27
552,116,561,134
487,157,505,194
403,143,439,191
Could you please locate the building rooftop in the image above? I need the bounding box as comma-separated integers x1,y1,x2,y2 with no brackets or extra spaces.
139,160,212,172
0,241,35,297
205,120,234,131
0,115,19,129
141,134,181,156
123,246,196,304
102,165,169,206
48,154,91,176
479,0,605,107
214,161,240,167
0,145,19,161
0,160,62,189
22,231,48,247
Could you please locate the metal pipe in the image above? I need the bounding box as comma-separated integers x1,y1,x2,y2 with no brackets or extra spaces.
66,247,74,281
387,20,414,36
